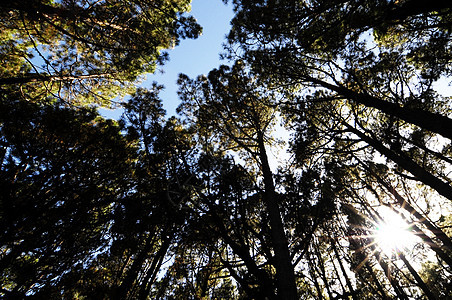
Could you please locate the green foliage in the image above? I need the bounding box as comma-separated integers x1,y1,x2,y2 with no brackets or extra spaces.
2,0,452,298
0,94,137,297
420,261,452,299
177,62,279,164
0,0,201,106
225,0,452,298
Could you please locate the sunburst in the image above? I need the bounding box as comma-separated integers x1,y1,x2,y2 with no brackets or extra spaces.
373,207,418,255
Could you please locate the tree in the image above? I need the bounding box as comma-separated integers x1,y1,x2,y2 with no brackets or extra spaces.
110,86,196,300
177,62,344,299
0,92,137,297
2,1,451,298
178,62,298,298
0,0,201,105
227,1,452,138
225,2,452,297
0,85,201,299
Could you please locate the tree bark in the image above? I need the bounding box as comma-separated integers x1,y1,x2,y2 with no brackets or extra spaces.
257,134,298,299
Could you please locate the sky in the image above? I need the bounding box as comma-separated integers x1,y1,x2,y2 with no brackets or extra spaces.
102,0,234,119
148,0,234,116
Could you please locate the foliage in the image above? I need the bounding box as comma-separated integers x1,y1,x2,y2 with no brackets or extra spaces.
1,0,452,299
0,93,137,297
0,0,201,106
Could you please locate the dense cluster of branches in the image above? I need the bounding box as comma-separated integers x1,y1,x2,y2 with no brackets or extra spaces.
1,0,451,299
0,0,201,105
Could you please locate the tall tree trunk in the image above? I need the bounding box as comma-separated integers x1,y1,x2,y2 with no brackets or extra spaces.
372,249,410,300
313,241,334,300
117,227,161,300
257,134,298,299
185,170,278,298
364,262,390,299
331,238,359,300
137,237,172,300
201,193,277,298
330,254,347,296
308,252,325,300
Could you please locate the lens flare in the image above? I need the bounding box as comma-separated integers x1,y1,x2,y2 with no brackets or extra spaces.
374,208,417,255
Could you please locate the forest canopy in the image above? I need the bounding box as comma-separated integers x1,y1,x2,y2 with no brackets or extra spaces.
0,0,201,105
1,0,451,299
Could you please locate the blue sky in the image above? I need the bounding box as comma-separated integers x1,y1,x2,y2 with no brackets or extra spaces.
144,0,234,116
101,0,233,119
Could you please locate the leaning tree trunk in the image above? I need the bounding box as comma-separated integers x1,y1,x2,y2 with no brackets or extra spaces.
398,251,437,300
306,76,452,141
331,237,360,300
372,248,410,300
344,122,452,201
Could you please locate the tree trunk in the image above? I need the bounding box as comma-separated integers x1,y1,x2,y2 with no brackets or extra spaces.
257,134,298,299
313,241,334,300
364,263,390,299
307,76,452,141
331,238,359,300
137,236,172,300
398,251,437,300
209,206,277,298
308,252,325,300
372,249,409,300
117,228,162,300
345,122,452,201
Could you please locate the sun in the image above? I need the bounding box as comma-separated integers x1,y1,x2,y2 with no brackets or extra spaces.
374,207,418,255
